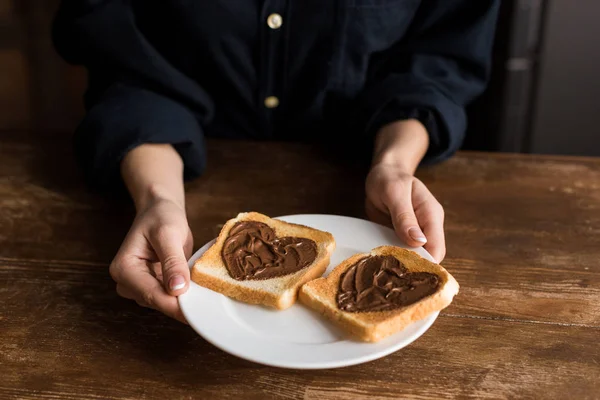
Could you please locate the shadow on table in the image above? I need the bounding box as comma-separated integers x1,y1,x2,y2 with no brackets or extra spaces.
62,267,267,387
18,131,133,261
21,131,132,203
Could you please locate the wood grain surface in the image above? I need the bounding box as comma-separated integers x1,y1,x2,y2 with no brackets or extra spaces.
1,132,599,399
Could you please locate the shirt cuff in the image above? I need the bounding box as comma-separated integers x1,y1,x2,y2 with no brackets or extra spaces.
74,82,206,190
361,76,467,164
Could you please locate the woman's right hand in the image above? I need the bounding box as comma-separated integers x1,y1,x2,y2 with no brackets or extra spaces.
109,196,193,323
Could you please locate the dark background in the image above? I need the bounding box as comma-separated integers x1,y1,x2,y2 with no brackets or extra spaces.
2,0,599,156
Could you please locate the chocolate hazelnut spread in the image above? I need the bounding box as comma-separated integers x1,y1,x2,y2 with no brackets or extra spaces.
222,221,317,280
337,255,440,312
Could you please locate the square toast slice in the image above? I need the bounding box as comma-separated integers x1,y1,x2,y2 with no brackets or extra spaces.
191,212,335,310
300,245,459,342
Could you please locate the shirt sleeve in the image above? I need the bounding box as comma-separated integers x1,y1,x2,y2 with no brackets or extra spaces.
359,0,500,163
52,0,214,189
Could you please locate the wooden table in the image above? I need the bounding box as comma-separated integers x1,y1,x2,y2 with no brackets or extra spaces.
2,131,599,399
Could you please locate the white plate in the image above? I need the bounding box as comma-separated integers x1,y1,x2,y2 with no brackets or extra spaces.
179,214,439,369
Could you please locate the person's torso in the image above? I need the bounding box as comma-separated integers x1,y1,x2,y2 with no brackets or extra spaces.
131,0,422,140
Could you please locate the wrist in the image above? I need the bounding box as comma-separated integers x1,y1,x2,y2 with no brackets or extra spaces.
121,144,186,213
372,119,429,174
135,183,186,214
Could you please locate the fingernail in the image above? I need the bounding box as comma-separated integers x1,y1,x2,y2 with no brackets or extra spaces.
169,275,186,291
408,227,427,243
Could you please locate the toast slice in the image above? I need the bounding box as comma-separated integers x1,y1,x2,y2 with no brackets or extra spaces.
191,212,335,310
300,246,459,342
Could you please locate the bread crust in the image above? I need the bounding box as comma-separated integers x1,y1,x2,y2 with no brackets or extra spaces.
191,212,336,310
299,246,459,342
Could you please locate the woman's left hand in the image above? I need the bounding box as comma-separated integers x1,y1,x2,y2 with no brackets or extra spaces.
365,162,446,262
365,119,446,263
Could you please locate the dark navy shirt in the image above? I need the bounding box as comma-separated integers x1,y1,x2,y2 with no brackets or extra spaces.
53,0,499,188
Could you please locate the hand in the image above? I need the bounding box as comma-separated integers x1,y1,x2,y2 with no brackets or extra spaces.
365,119,446,262
366,163,446,262
109,196,193,323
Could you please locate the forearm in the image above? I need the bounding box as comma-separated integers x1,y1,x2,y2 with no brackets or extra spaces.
372,119,430,174
121,144,186,212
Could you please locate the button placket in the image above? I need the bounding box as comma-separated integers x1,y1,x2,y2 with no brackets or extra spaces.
259,1,287,137
263,11,283,110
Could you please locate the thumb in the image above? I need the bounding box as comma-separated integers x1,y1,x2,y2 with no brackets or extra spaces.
149,227,191,296
386,186,428,248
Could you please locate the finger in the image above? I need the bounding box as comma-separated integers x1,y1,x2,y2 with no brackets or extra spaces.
183,229,194,259
148,226,191,296
146,261,164,282
121,264,188,324
383,181,428,247
416,201,446,263
365,197,394,229
413,182,446,262
116,283,136,300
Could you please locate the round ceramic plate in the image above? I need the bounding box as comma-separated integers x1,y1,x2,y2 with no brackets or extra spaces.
179,214,439,369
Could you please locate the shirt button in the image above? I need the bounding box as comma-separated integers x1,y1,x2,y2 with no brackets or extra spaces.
267,13,283,30
264,96,279,109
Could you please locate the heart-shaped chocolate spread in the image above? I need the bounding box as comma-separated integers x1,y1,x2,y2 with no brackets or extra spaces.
222,221,318,280
337,255,440,312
